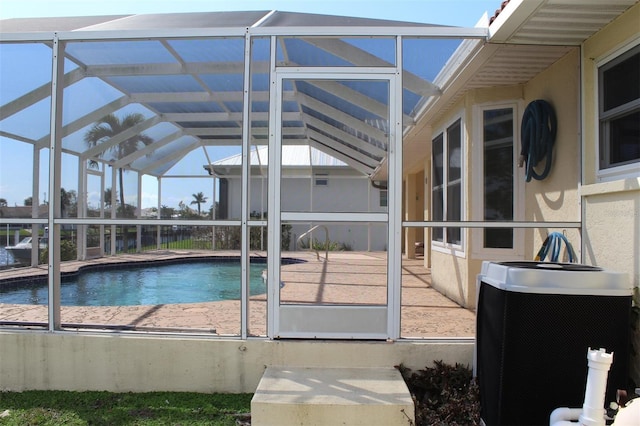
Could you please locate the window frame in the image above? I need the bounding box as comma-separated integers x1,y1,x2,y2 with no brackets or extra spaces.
431,113,465,256
471,101,525,260
595,37,640,182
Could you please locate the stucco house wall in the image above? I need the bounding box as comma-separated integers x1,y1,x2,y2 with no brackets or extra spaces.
424,2,639,383
427,48,582,309
521,48,582,260
580,2,640,385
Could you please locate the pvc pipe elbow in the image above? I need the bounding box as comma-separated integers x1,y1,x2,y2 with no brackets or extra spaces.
550,407,582,425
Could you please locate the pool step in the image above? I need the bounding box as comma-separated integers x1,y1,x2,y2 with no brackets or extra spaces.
251,366,415,426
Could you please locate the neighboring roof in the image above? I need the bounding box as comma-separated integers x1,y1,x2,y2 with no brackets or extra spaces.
0,205,48,219
207,145,348,172
489,1,511,25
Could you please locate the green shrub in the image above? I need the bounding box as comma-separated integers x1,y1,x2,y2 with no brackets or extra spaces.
39,240,77,263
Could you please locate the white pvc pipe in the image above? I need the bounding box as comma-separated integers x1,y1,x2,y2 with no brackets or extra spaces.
550,407,582,425
579,348,613,426
549,348,613,426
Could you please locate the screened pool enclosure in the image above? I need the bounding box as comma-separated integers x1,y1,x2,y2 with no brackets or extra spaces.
0,11,487,339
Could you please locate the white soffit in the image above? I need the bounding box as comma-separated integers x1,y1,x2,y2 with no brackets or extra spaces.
466,44,575,89
490,0,639,45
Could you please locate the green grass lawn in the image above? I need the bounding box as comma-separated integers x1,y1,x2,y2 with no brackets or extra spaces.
0,391,252,425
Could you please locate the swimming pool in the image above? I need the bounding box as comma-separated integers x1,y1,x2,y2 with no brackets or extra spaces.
0,259,271,306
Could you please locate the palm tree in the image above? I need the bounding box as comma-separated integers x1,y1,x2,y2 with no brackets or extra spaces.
60,188,77,217
190,192,208,216
84,113,153,215
103,188,115,208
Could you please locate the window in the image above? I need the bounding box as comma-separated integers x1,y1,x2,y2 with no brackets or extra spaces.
598,43,640,172
472,103,524,259
432,118,462,247
483,108,514,248
314,173,328,186
379,190,388,207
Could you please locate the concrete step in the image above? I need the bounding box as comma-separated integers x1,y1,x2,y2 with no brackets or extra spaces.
251,366,415,426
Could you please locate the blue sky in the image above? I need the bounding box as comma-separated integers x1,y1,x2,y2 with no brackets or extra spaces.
0,0,499,210
0,0,500,26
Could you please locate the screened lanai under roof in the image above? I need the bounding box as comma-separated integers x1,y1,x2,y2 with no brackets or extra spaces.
0,11,488,181
0,10,490,340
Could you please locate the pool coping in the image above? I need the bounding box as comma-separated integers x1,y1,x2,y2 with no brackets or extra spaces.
0,252,306,289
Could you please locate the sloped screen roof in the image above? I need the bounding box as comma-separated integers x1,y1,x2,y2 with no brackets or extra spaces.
0,11,484,179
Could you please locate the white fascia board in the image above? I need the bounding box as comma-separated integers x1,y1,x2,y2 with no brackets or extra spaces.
1,25,487,42
249,26,488,38
489,0,546,43
0,32,56,42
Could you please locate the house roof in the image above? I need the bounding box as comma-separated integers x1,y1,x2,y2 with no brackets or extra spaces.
0,205,48,219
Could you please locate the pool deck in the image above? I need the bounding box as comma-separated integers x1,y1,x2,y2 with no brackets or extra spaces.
0,250,476,338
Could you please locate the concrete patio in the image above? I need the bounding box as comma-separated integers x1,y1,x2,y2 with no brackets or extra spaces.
0,250,476,338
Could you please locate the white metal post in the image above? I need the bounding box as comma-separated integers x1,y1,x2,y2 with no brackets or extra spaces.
157,177,161,250
31,144,40,267
387,36,403,340
211,175,216,249
78,158,86,260
110,166,116,255
136,172,142,252
240,31,252,339
47,33,64,331
99,165,105,257
266,35,280,337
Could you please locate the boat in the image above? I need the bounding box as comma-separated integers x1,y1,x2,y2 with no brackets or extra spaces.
5,237,47,264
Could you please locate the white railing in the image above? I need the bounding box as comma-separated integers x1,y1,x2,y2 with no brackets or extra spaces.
296,224,329,261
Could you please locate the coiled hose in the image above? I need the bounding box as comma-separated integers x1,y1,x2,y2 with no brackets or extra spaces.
535,232,576,263
519,99,557,182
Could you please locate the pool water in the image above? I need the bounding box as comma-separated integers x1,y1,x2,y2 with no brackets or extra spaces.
0,261,267,306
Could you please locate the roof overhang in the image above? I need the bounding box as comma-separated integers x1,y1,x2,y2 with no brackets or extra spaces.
391,0,638,180
490,0,638,45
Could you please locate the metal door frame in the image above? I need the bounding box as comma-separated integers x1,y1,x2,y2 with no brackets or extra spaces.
266,64,403,339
